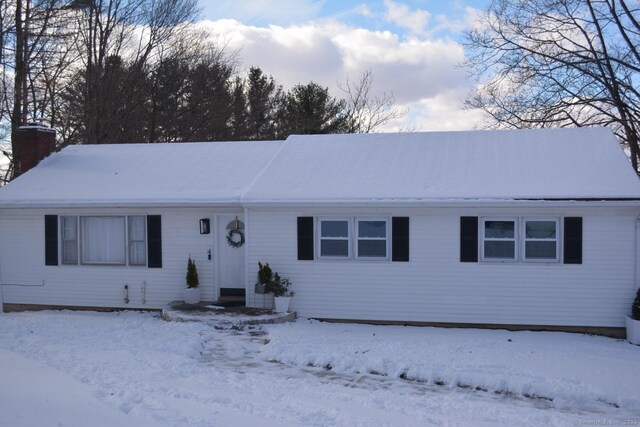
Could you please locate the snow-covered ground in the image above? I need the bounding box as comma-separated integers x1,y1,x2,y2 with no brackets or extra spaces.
0,311,638,427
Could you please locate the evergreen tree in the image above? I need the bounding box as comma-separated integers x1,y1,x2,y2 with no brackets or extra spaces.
246,67,280,140
186,257,199,288
276,82,348,138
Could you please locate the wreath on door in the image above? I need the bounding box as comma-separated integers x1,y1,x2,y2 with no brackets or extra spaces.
226,228,245,248
226,217,245,248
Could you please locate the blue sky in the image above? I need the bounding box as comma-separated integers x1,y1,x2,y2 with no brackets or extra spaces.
198,1,492,131
202,1,489,38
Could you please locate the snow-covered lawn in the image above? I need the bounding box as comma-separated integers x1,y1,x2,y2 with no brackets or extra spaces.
0,311,638,427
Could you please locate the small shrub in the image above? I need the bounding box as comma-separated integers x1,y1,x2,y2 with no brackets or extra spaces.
632,288,640,321
272,274,295,298
256,262,294,297
186,256,199,288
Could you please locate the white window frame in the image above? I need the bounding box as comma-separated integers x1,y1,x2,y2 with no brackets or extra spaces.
521,217,561,263
60,216,78,265
480,216,562,263
355,217,390,260
128,216,147,266
317,217,351,259
80,216,127,266
480,217,518,262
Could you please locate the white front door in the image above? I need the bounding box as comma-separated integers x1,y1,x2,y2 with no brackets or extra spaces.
217,214,246,290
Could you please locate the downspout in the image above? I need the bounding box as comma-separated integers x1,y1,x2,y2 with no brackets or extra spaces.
243,206,252,307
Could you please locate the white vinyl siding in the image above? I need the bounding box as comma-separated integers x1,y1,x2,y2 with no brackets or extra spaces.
0,207,229,308
247,207,639,328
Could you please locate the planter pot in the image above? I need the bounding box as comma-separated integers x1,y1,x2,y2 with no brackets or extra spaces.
255,283,267,295
274,296,291,313
626,316,640,345
183,287,201,305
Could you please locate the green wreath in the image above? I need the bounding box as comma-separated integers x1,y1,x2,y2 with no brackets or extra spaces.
226,228,245,248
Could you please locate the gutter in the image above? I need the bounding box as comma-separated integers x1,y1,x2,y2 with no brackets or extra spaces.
238,199,640,209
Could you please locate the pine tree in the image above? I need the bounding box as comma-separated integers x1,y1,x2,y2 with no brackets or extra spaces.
186,256,199,288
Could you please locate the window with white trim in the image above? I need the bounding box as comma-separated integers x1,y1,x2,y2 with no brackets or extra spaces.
128,216,147,265
319,219,350,258
480,217,561,263
81,216,127,265
482,219,517,261
523,218,559,261
356,219,388,258
61,216,78,265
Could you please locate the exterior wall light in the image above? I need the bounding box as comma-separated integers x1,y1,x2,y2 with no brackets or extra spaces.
199,218,210,234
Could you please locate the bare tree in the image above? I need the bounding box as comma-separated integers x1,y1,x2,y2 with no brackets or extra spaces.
73,0,198,144
339,70,407,133
2,0,79,182
465,0,640,171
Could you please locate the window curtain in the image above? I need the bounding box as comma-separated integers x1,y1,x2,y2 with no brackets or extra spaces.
82,217,126,264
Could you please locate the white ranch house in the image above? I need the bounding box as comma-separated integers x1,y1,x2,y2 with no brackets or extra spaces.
1,126,639,335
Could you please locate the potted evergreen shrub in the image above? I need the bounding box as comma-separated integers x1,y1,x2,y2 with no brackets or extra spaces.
271,273,295,313
255,262,295,312
183,256,201,304
255,262,273,295
626,288,640,345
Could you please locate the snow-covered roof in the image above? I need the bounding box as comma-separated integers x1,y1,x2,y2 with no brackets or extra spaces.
0,127,639,208
0,141,283,207
243,127,640,205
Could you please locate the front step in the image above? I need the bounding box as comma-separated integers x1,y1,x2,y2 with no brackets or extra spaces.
219,288,246,307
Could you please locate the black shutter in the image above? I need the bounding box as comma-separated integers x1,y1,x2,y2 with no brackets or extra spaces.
564,217,582,264
297,217,314,260
45,215,58,266
147,215,162,268
460,216,479,262
392,217,410,262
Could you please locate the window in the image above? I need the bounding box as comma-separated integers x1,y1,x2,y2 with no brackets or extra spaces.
482,219,517,260
56,215,149,267
523,219,559,261
316,217,390,260
128,216,146,265
81,216,126,265
61,216,78,264
357,219,388,258
319,219,350,258
479,216,561,263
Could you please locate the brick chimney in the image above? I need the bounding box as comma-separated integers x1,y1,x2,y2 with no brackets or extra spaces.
14,123,56,178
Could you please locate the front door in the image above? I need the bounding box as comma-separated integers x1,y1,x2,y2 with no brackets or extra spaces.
217,214,246,292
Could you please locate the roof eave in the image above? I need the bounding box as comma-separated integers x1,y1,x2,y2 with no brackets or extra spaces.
2,198,640,210
0,200,244,209
239,198,640,208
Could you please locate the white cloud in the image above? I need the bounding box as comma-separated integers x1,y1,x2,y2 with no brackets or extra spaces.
199,15,482,132
383,0,431,35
